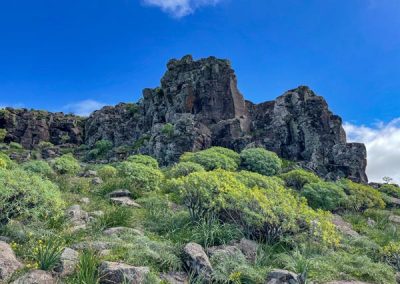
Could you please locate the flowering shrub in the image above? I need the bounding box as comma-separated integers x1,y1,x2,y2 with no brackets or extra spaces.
382,242,400,271
0,167,64,225
240,148,282,176
54,154,81,175
338,179,385,212
173,169,339,246
97,165,117,180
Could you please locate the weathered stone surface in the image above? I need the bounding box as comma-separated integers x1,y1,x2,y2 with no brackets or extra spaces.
12,270,55,284
0,241,23,281
0,55,368,182
183,242,212,280
160,272,189,284
111,197,141,208
389,215,400,224
237,238,259,262
0,108,84,149
108,189,132,198
54,248,79,277
98,261,150,284
332,215,360,238
66,205,89,230
206,245,241,258
265,269,300,284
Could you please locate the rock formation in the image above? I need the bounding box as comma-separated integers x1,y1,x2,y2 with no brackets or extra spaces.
0,55,368,182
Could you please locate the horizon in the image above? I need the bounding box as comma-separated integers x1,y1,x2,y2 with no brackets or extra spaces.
0,0,399,182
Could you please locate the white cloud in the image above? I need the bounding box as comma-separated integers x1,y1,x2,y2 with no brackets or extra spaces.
63,100,106,117
142,0,221,18
344,119,400,184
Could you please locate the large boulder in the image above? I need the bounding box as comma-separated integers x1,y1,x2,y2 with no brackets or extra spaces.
0,241,23,281
54,248,79,277
183,243,213,280
265,269,300,284
98,261,150,284
12,270,55,284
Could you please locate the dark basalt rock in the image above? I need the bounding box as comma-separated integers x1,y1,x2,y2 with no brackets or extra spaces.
0,55,368,183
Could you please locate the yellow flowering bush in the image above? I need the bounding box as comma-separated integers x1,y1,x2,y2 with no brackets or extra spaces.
180,147,238,171
382,242,400,271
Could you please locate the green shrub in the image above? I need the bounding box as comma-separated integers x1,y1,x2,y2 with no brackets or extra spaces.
280,169,320,190
180,148,238,171
207,147,241,165
162,123,175,137
91,207,133,232
57,176,91,193
301,181,348,211
167,162,205,178
38,141,54,150
126,154,159,169
117,161,163,194
54,154,81,175
97,165,117,180
0,129,6,142
0,167,64,225
382,242,400,271
235,170,284,191
240,148,282,176
379,184,400,199
0,152,14,169
173,170,339,246
9,142,23,149
22,160,54,178
338,179,385,212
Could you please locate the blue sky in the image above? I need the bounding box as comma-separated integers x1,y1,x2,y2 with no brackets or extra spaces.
0,0,399,181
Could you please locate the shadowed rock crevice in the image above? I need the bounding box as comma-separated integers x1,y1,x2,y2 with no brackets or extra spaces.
0,55,367,183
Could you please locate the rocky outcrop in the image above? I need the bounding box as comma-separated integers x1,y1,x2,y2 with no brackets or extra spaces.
98,261,150,284
0,108,84,149
12,270,56,284
0,241,23,281
0,55,368,182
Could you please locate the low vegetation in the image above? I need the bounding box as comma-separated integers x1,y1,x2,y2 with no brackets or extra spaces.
0,144,397,283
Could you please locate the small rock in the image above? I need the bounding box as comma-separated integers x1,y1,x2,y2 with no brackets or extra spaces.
54,248,79,277
183,242,212,280
90,210,105,217
332,215,360,238
111,197,141,208
387,197,400,206
66,205,89,227
206,245,241,258
389,215,400,224
84,170,97,177
92,177,103,185
367,218,376,227
103,227,144,237
0,241,24,281
237,238,259,262
98,261,150,284
12,270,55,284
108,189,132,198
265,269,300,284
160,272,189,284
80,197,90,204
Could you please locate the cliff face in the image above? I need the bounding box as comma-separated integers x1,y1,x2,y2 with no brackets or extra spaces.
0,55,368,183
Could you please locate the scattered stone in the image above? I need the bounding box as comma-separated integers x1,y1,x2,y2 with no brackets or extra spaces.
103,227,144,237
90,210,105,217
98,261,150,284
11,270,55,284
111,197,141,208
66,205,89,229
332,215,360,238
367,218,376,227
206,245,241,258
265,269,300,284
389,215,400,224
0,241,23,281
108,189,132,198
237,238,259,262
387,197,400,206
92,177,103,185
160,272,189,284
54,248,79,277
80,197,90,204
183,243,212,280
84,170,97,177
